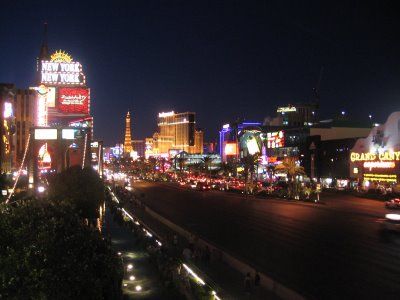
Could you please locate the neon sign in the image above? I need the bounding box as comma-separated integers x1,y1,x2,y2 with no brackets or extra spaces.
36,85,48,126
158,111,175,118
351,151,400,162
364,173,397,183
50,50,73,63
277,106,296,113
41,51,85,86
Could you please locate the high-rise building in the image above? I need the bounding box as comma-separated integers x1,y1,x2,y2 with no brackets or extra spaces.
124,111,132,154
274,103,318,127
0,83,16,173
192,129,204,154
157,111,202,154
13,89,36,166
132,140,145,157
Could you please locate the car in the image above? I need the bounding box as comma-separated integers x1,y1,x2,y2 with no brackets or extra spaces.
385,198,400,209
382,213,400,232
196,182,210,191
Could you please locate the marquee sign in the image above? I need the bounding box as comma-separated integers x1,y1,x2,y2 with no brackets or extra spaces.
350,151,400,162
41,50,85,86
58,88,90,115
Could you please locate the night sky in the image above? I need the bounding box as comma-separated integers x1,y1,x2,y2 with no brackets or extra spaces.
1,1,399,145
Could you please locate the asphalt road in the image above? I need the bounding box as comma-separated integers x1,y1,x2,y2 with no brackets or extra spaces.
132,181,400,299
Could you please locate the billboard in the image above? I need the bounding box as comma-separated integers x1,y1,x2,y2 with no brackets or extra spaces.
246,138,260,155
61,128,83,140
58,88,90,114
267,131,285,148
224,142,237,156
34,129,57,140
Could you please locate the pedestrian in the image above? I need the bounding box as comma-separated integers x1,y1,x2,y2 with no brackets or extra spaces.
254,270,260,297
182,247,192,261
188,234,195,251
244,272,252,298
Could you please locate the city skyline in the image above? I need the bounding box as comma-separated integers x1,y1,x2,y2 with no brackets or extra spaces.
1,1,400,146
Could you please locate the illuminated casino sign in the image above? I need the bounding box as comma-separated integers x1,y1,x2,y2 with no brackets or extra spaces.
41,50,86,86
350,151,400,162
266,131,285,148
277,106,296,113
58,88,90,114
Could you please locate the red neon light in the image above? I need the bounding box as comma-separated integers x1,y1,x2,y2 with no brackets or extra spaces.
58,88,90,114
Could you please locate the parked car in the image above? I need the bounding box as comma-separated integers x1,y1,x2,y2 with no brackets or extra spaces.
385,198,400,209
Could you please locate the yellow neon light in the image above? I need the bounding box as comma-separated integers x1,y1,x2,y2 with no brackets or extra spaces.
364,173,397,183
351,151,400,162
50,50,73,63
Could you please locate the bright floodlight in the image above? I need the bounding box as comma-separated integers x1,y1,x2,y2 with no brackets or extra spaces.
129,275,135,281
135,285,142,291
117,252,122,256
341,111,345,115
127,264,133,271
37,186,45,193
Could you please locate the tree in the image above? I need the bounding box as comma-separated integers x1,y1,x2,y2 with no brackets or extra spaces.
274,157,306,198
220,160,237,177
201,155,214,180
241,154,260,194
0,199,123,299
48,166,105,224
176,156,187,173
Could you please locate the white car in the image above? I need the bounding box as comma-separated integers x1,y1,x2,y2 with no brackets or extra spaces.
382,214,400,232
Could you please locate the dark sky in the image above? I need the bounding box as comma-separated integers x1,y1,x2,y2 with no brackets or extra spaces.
1,1,399,145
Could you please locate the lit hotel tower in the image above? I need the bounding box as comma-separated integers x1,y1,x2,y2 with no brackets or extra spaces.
124,111,133,154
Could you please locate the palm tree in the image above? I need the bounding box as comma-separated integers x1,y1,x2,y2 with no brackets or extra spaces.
176,156,187,173
220,160,237,177
241,153,260,194
274,157,305,199
201,155,214,180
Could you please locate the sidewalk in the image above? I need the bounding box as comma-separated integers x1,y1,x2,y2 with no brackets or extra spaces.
105,209,180,299
124,199,281,300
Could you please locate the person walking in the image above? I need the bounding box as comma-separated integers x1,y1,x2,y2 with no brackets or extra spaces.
244,272,252,299
254,270,260,297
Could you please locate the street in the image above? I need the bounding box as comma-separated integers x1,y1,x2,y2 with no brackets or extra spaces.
133,181,400,299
